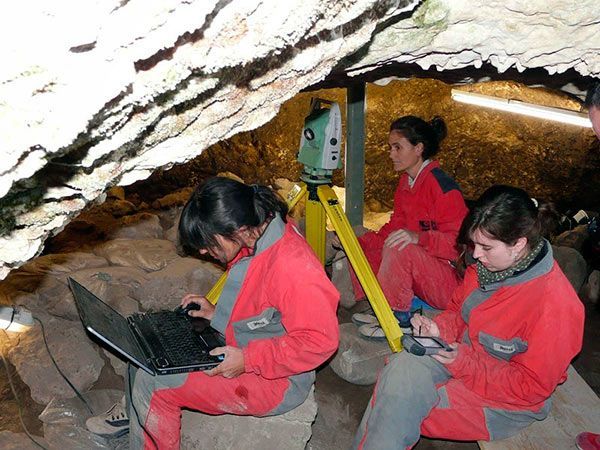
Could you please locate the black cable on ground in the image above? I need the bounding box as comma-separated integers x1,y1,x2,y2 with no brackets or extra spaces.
1,329,49,450
34,318,94,414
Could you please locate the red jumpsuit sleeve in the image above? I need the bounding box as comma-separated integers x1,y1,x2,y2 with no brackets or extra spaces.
242,260,340,379
417,188,467,261
445,282,584,406
433,268,472,343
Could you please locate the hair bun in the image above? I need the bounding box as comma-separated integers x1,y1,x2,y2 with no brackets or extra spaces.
430,116,447,142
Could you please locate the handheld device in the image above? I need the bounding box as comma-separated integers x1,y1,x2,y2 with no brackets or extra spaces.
402,335,453,356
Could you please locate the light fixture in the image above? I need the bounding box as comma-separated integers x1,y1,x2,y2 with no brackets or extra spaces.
451,89,592,128
0,306,34,332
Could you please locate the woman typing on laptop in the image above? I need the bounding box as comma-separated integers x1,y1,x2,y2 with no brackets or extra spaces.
86,177,340,448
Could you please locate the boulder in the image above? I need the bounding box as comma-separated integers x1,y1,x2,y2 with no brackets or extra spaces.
554,225,589,253
70,266,147,315
106,186,126,201
108,212,164,240
181,387,318,450
100,199,138,218
329,323,391,386
0,252,108,293
331,253,358,309
151,187,194,210
155,206,182,232
92,239,178,272
164,223,179,244
552,245,588,293
39,389,127,450
134,257,223,311
581,270,600,304
0,431,48,450
8,314,105,405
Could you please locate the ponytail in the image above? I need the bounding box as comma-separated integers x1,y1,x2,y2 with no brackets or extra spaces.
389,115,447,159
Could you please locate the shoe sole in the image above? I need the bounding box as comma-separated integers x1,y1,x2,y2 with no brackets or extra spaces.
94,428,130,439
358,333,387,341
351,316,378,327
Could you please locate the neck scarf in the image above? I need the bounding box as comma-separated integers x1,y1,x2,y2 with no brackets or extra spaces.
476,239,545,287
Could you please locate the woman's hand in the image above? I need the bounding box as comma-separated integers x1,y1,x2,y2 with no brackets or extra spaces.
205,346,245,378
410,313,440,338
384,229,418,250
432,343,459,365
180,294,216,321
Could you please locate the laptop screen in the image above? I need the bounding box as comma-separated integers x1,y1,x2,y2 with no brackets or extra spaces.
68,277,149,370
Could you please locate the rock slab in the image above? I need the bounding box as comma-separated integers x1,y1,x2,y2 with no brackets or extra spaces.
329,323,391,386
181,387,318,450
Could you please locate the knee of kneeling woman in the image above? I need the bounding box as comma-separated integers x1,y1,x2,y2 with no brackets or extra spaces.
382,242,426,262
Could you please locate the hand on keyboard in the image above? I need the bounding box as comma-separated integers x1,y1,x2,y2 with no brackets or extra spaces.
179,294,215,320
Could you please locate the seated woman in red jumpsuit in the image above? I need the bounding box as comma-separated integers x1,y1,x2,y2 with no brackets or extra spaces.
351,115,468,338
352,185,584,450
88,177,339,449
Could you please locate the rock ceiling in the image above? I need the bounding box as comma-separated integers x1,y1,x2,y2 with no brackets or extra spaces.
1,0,599,279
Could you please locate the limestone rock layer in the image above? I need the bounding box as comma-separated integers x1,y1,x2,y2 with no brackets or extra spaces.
1,0,599,278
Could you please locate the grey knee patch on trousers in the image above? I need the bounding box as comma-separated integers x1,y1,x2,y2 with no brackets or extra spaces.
484,399,551,440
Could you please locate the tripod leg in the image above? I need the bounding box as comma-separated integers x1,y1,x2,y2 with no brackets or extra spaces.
317,185,402,352
305,196,327,265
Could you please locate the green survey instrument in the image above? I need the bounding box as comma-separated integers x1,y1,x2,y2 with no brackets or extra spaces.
207,98,403,352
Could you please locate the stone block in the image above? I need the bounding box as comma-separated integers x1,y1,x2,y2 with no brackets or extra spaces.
581,270,600,304
0,431,48,450
92,239,178,272
554,225,589,253
109,212,164,240
8,314,105,405
39,389,127,450
552,245,588,293
70,266,147,315
181,387,318,450
134,257,223,311
331,253,357,309
329,323,391,386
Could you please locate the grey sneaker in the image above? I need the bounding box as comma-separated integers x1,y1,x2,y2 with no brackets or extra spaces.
357,323,387,341
86,398,129,438
351,312,378,326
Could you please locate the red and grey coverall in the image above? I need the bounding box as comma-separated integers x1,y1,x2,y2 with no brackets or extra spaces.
351,160,468,311
352,241,584,449
128,216,340,449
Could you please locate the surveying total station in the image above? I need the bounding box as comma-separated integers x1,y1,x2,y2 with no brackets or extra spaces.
206,98,403,352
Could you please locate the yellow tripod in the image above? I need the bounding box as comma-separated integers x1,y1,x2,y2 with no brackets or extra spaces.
206,181,403,353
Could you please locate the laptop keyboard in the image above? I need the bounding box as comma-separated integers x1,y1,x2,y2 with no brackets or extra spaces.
134,312,220,366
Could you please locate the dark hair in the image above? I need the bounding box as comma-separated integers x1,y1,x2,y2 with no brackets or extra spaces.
389,115,448,160
585,82,600,109
459,185,548,248
178,177,288,253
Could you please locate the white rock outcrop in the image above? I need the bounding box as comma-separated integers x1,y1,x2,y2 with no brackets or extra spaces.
1,0,598,278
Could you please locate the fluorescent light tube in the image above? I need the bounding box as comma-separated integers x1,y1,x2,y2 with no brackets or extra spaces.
451,89,592,128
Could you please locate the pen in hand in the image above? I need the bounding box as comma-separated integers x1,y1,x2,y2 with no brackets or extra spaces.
418,325,421,336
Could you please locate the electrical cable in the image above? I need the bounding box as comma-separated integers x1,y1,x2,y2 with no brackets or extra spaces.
0,329,49,450
34,318,94,414
127,368,159,449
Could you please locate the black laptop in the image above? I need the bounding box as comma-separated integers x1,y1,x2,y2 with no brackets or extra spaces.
68,277,225,375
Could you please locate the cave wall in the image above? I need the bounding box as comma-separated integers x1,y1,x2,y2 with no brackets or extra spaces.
194,78,599,208
1,0,599,278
